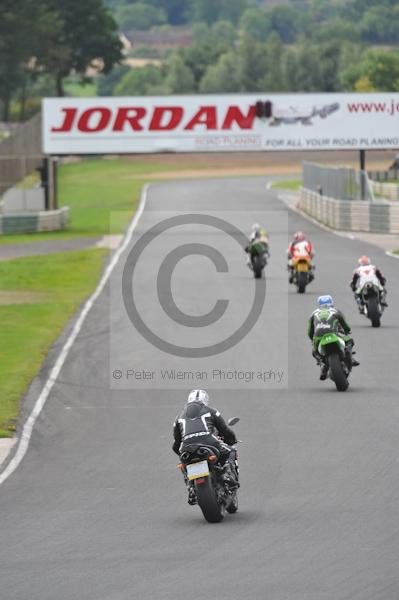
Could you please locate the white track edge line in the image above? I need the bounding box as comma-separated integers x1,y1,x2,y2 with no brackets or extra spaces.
0,184,149,485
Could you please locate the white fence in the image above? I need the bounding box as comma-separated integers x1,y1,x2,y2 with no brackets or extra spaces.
299,188,399,234
369,180,399,201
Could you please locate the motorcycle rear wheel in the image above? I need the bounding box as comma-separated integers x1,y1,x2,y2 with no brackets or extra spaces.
195,477,225,523
328,352,349,392
252,256,263,279
297,271,307,293
367,296,381,328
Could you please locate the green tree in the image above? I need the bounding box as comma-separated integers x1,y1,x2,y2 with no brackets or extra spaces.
360,6,399,44
114,64,165,95
239,8,271,42
218,0,249,25
148,0,189,25
341,48,399,92
200,51,241,92
189,0,248,25
164,52,195,93
36,0,123,96
290,36,321,91
237,35,268,92
191,22,212,46
343,0,397,21
211,21,237,48
360,50,399,91
97,64,131,95
189,0,218,25
282,48,300,91
116,3,167,30
0,1,28,120
266,4,298,43
0,0,58,119
260,33,285,92
311,18,361,45
180,39,226,89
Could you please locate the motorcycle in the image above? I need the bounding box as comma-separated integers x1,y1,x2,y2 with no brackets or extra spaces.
357,279,385,328
178,418,240,523
248,242,269,279
291,254,313,293
317,327,351,392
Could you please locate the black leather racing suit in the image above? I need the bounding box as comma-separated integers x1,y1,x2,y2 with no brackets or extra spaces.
172,401,237,468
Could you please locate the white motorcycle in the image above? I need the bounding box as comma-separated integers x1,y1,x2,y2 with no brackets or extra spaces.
356,275,385,327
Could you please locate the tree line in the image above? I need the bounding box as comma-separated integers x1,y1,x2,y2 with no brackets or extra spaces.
1,0,399,122
106,0,399,46
100,24,399,97
0,0,122,120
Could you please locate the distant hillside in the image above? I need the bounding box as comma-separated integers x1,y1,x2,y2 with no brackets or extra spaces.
96,0,399,100
105,0,399,49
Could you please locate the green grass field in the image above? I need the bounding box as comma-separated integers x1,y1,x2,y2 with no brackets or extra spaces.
64,80,97,97
271,179,302,191
0,249,107,436
0,158,204,244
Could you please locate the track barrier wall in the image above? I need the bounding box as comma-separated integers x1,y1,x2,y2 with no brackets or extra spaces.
299,188,399,234
369,180,399,201
0,207,69,234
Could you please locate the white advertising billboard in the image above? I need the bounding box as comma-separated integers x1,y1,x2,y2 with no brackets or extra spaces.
42,93,399,154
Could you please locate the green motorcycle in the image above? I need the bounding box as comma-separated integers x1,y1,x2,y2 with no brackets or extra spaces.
248,241,269,279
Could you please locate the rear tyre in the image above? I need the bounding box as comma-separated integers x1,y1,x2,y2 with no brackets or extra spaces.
297,272,307,294
226,492,238,514
195,477,224,523
328,353,349,392
252,256,263,279
367,296,381,327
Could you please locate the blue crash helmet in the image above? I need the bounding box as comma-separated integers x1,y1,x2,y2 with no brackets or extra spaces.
317,295,334,308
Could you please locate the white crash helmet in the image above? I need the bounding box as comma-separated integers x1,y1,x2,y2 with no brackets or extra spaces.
187,389,209,405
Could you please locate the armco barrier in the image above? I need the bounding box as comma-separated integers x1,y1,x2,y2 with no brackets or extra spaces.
0,207,69,235
369,180,399,201
299,189,399,234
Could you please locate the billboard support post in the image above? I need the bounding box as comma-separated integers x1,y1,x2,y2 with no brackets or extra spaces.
52,157,58,210
360,149,366,201
37,158,49,210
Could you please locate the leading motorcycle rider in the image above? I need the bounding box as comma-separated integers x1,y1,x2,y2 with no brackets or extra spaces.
245,223,269,268
350,255,388,312
287,231,314,283
173,390,239,504
308,295,359,380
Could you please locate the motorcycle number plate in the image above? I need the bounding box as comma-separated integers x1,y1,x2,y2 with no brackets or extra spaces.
186,461,210,481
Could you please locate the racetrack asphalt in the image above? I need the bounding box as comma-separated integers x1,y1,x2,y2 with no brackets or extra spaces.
1,177,399,600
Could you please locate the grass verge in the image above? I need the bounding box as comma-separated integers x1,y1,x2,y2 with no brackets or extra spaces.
271,179,302,191
0,158,211,244
0,249,107,437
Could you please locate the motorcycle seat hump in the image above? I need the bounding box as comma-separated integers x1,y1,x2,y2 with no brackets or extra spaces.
182,443,220,455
